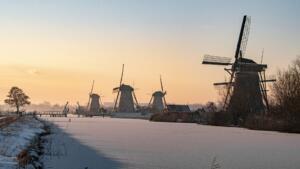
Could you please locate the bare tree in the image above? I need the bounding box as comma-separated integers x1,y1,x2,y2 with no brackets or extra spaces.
205,102,218,113
272,56,300,123
4,86,31,116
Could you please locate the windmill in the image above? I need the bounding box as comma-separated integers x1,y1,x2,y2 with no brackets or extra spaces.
76,102,84,116
113,64,139,113
88,81,103,115
62,101,69,117
74,80,101,116
148,75,167,113
89,93,101,114
202,15,275,124
87,80,95,109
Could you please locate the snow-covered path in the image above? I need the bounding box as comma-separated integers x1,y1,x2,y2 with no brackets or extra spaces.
0,116,44,169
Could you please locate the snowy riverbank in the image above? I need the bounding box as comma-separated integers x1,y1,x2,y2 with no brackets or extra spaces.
0,116,44,169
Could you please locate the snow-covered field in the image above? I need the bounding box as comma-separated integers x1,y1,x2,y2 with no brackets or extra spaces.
42,117,300,169
0,116,44,169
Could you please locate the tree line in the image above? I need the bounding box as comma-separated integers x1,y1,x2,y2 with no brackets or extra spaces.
269,56,300,131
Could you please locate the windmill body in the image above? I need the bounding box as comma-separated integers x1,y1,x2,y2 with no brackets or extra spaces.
89,93,101,114
227,59,266,124
118,84,136,112
151,91,165,112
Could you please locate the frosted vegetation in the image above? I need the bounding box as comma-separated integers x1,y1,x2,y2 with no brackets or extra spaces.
0,117,44,169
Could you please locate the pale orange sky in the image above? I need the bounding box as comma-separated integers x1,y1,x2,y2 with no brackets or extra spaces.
0,1,299,105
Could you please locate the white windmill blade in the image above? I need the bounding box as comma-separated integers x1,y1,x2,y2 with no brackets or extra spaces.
160,75,164,92
223,70,235,110
99,97,104,107
90,80,95,94
113,90,120,112
202,55,232,65
119,64,124,87
148,96,153,107
113,87,120,93
260,48,264,64
159,75,168,106
113,64,125,112
240,16,251,58
234,15,251,60
133,91,139,107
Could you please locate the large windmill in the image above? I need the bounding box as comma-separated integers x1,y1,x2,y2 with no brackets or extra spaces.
113,64,139,113
202,15,275,124
148,75,167,113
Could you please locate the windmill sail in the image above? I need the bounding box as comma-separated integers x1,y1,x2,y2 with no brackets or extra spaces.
113,87,120,93
113,64,124,111
160,75,167,106
240,16,251,58
235,15,251,59
202,55,232,65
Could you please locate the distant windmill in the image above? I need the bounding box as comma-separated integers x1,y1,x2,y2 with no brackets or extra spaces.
87,80,95,109
62,101,69,117
113,64,139,112
76,102,84,116
148,75,167,113
89,94,101,114
87,80,101,114
202,15,275,124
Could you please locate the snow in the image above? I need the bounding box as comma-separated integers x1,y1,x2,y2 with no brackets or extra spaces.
41,118,123,169
0,116,44,169
112,112,151,119
42,117,300,169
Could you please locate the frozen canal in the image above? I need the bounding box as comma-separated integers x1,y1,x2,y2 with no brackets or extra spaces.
42,117,300,169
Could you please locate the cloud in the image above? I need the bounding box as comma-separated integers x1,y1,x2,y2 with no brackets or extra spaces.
26,69,40,75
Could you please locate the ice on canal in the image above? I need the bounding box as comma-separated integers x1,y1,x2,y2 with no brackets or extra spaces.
42,117,300,169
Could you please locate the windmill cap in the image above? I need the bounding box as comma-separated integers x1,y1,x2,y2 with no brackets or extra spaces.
90,93,100,98
152,91,165,96
120,84,134,91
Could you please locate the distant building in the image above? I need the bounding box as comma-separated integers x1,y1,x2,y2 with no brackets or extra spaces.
166,104,191,113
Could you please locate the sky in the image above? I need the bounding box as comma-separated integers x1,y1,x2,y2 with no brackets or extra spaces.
0,0,299,106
